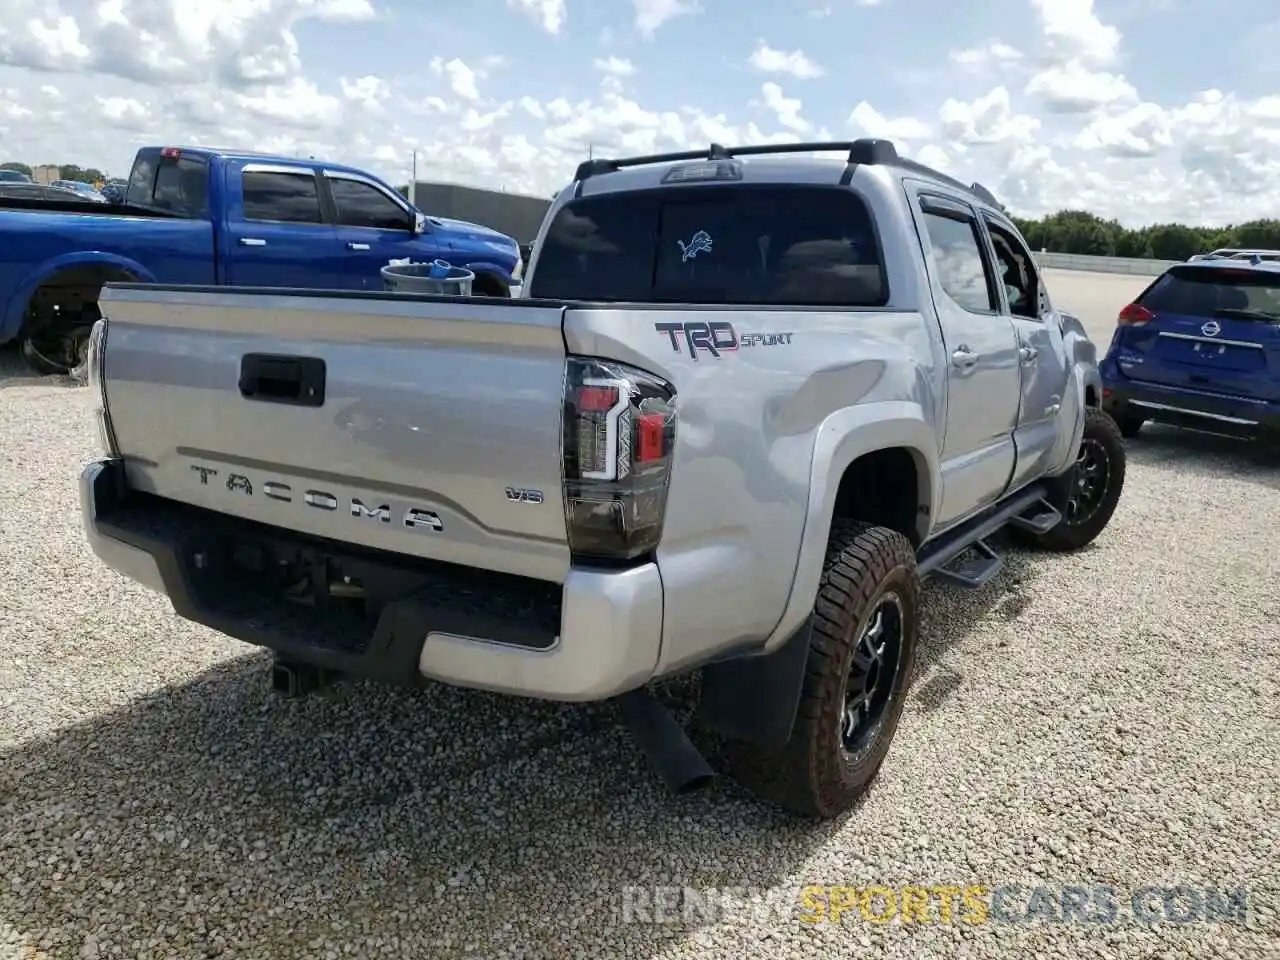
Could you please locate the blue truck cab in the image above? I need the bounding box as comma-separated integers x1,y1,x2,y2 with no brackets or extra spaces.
0,145,523,374
1100,258,1280,441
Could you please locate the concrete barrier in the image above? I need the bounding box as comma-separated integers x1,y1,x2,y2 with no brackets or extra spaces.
1032,251,1180,276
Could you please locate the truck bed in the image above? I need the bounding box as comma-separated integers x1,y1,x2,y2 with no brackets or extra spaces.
0,197,183,218
0,214,216,344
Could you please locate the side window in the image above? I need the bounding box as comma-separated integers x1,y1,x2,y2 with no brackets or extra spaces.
241,171,323,224
920,208,997,314
328,178,410,230
985,219,1046,319
152,157,208,218
125,157,155,206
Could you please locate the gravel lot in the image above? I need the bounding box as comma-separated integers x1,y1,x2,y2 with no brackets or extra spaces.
2,270,1278,959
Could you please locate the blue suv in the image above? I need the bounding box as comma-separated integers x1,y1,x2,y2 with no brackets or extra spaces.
1100,258,1280,441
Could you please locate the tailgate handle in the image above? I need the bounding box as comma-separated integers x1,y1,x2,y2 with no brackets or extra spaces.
239,354,326,407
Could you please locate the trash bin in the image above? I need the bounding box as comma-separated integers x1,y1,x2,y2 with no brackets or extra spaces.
380,259,475,296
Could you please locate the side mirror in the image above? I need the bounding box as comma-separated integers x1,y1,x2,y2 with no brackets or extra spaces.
412,211,427,234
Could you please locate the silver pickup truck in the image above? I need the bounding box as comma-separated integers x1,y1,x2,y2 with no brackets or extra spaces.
80,139,1126,819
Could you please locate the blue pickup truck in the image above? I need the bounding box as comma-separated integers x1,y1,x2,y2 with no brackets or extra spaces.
0,146,524,375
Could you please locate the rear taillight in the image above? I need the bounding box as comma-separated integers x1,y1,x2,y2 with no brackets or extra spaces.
562,357,677,562
1117,303,1154,326
87,316,118,457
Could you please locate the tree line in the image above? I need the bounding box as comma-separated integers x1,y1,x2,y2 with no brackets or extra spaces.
1,161,109,183
1004,209,1279,262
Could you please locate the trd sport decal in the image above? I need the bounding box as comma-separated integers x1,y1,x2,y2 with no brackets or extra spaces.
654,321,794,360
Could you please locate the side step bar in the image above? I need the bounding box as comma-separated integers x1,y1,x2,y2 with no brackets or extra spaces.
932,538,1003,589
918,488,1062,589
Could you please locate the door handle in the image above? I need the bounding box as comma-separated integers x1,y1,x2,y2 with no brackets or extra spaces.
238,237,267,247
1019,344,1039,364
346,242,371,251
951,346,979,369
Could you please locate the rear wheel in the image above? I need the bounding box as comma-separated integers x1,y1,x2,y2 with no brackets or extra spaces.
1024,407,1127,552
20,335,68,375
725,520,920,819
18,304,97,379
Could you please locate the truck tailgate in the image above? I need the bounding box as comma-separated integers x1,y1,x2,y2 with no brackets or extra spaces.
97,284,571,582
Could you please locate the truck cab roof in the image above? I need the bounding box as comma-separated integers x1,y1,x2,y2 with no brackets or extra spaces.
142,146,378,182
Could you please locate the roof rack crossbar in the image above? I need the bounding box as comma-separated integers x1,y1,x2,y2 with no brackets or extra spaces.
570,137,1005,210
573,138,901,183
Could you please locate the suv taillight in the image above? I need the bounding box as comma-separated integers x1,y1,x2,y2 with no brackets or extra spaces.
562,357,677,562
1117,303,1154,326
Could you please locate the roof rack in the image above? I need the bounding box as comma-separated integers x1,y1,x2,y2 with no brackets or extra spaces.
571,137,1002,209
574,138,899,183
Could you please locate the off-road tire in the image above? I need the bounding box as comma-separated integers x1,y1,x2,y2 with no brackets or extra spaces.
724,520,920,819
1025,407,1126,552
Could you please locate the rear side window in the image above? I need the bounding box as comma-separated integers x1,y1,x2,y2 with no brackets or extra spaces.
242,171,323,224
920,211,996,314
528,186,887,305
124,152,208,217
152,157,209,217
328,178,410,230
1142,267,1280,319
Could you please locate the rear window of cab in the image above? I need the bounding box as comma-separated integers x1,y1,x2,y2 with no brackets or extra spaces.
528,185,888,306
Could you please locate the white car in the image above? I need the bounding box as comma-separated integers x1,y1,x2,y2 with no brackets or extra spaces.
50,179,108,202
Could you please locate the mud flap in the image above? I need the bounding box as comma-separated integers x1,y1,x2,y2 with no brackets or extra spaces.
695,620,813,747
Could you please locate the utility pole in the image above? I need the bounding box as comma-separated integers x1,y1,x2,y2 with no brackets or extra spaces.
409,150,417,207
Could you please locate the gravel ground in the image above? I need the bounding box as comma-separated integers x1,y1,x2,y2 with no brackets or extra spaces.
1,279,1279,959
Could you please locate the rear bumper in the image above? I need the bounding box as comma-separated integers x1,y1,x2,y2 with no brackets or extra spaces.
1100,362,1280,437
80,459,662,702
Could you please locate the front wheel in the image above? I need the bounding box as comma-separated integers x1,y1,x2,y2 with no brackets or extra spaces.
1025,407,1127,552
724,520,920,819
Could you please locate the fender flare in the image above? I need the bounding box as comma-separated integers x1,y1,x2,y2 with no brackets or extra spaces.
1044,310,1104,476
761,401,940,655
697,401,940,747
1,251,155,343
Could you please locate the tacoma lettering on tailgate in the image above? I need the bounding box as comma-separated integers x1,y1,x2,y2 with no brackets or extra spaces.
189,464,443,531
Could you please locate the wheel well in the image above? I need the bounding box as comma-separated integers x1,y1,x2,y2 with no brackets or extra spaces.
26,265,139,334
1084,384,1100,407
831,448,923,547
471,271,509,297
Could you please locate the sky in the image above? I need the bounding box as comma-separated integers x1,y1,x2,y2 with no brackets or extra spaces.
0,0,1277,227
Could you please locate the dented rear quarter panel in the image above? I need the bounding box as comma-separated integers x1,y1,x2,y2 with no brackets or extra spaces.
564,301,947,675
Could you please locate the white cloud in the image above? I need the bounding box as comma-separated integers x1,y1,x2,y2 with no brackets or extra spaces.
506,0,566,35
950,40,1022,71
1025,61,1138,113
1031,0,1121,65
748,41,824,79
849,102,929,141
429,57,481,102
632,0,696,37
1073,103,1172,157
593,56,635,77
759,83,810,134
940,88,1041,146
